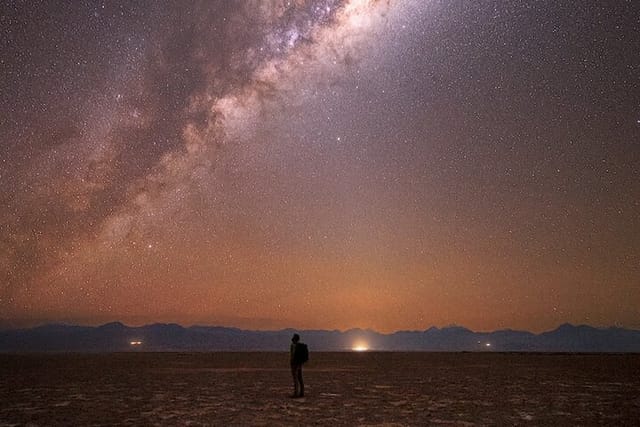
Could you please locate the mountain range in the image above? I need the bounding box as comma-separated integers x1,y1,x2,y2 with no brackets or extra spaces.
1,323,639,352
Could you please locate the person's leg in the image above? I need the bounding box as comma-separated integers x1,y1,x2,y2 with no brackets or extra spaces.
298,366,304,397
291,365,299,396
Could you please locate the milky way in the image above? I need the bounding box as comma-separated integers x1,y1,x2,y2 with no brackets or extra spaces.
1,0,639,332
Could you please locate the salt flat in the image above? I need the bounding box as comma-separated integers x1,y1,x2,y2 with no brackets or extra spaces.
1,352,639,425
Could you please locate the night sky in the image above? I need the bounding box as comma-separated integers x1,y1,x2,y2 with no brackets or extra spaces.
1,0,639,332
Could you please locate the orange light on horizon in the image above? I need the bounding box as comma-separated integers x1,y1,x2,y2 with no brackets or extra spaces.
352,341,369,352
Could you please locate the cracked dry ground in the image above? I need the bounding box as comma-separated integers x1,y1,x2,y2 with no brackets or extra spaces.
1,352,639,425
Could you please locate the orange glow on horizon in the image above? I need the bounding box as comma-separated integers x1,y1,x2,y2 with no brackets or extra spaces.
352,341,369,352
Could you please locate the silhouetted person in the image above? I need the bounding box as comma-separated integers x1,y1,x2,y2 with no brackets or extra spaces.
290,333,308,398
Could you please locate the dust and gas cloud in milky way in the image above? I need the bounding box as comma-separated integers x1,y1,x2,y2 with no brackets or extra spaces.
1,0,638,332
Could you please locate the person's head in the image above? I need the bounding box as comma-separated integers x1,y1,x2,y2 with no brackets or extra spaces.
292,333,300,343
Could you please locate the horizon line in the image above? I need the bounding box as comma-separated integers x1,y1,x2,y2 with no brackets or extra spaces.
2,320,637,335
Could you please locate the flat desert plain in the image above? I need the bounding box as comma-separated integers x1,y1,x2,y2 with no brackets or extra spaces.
1,352,639,425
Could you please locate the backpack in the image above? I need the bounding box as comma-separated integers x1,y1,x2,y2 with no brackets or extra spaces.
295,342,309,364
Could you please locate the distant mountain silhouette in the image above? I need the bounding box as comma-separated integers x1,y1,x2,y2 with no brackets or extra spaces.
1,323,638,352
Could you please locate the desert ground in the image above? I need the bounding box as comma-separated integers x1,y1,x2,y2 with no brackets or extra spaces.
1,352,639,425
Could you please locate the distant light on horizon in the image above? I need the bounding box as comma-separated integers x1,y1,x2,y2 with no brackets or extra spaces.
130,340,143,346
352,342,369,352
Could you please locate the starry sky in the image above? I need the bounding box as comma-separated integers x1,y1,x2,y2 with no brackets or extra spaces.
1,0,639,332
